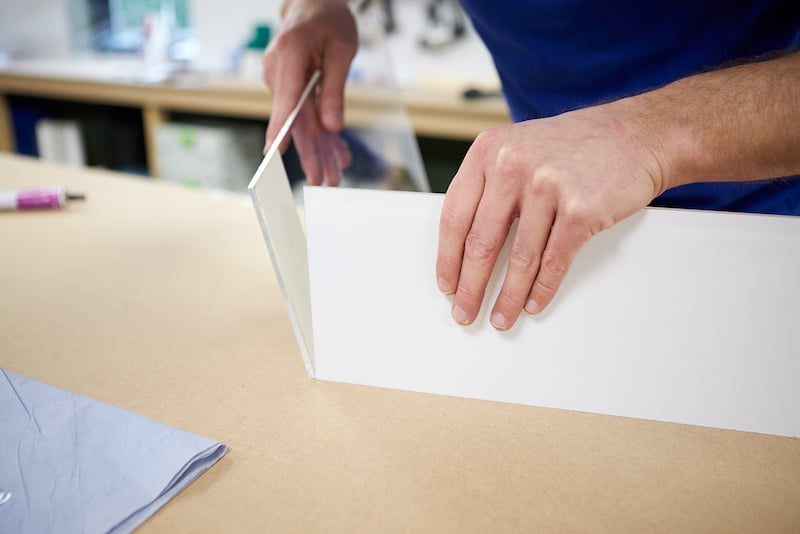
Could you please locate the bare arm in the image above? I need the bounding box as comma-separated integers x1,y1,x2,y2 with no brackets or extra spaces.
436,51,800,331
638,51,800,192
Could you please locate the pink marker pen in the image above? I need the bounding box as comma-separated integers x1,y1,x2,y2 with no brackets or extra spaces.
0,186,85,211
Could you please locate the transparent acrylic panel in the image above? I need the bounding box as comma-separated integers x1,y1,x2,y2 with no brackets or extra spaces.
249,20,430,377
339,29,430,193
249,72,320,378
280,12,430,195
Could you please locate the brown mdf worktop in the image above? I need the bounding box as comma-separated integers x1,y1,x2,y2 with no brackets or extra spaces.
1,153,798,532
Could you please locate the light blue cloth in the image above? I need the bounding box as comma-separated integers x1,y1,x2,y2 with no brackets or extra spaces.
0,369,226,534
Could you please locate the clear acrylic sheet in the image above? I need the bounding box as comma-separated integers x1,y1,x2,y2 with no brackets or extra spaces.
249,25,429,377
248,71,320,377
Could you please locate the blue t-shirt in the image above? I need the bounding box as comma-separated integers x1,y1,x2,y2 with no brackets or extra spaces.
459,0,800,215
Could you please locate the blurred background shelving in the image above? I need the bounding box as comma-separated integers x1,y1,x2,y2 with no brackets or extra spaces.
0,0,510,192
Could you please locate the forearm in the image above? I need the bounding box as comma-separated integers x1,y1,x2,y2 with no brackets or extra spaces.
621,51,800,194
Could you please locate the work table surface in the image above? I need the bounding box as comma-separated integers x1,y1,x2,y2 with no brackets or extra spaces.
1,154,799,532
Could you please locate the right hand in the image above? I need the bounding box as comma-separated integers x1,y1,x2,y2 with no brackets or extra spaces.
262,0,358,186
436,98,664,330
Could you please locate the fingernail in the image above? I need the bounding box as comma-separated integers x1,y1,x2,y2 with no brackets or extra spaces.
323,110,342,128
263,139,271,155
524,299,539,314
490,311,506,330
437,277,452,294
452,305,469,325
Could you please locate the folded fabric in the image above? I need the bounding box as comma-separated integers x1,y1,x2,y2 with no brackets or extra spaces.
0,369,226,534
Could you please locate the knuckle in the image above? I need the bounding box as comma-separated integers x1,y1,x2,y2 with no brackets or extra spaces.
455,282,481,300
497,288,525,308
262,33,304,80
540,252,568,280
270,31,297,53
473,128,497,147
592,212,616,234
508,243,536,271
464,231,499,262
532,276,557,297
261,56,276,82
471,128,499,159
527,168,559,197
330,36,357,59
561,202,613,236
589,217,614,236
561,204,591,230
494,145,523,178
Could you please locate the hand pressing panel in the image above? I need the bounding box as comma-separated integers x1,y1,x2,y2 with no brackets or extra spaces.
436,100,665,330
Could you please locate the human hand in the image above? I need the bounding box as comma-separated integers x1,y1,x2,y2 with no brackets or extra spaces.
262,0,357,185
436,100,666,330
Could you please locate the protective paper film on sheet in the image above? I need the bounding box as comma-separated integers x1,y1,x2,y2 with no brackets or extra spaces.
303,188,800,438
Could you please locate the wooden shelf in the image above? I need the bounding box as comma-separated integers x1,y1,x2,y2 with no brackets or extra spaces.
0,60,510,175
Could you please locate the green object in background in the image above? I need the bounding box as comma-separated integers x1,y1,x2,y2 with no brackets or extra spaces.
178,126,196,148
246,24,272,50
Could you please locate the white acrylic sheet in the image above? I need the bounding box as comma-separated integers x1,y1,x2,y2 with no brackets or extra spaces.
304,186,800,437
247,69,800,438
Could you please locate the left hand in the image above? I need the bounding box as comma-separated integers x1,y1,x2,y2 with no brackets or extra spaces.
436,99,665,330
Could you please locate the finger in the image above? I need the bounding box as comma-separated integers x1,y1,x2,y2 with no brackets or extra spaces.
292,101,323,185
436,156,485,298
319,42,355,132
319,133,341,187
449,185,517,326
526,210,592,314
328,132,352,170
489,197,556,330
265,46,315,154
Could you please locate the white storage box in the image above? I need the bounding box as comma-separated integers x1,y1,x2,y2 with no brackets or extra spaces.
155,122,263,191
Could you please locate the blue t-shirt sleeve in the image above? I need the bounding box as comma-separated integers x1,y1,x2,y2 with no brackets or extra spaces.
459,0,800,215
